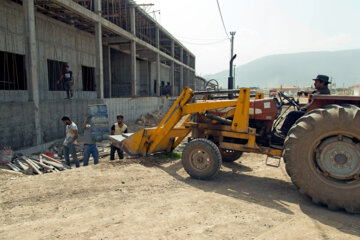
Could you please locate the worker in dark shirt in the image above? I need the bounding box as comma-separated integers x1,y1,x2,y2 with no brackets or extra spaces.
275,74,331,139
110,115,128,160
165,82,171,96
58,64,74,100
82,117,99,166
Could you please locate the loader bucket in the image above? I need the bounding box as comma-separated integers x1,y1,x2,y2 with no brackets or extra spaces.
109,126,191,156
108,88,195,156
108,130,145,156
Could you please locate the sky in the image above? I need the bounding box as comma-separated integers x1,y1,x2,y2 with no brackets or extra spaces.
137,0,360,76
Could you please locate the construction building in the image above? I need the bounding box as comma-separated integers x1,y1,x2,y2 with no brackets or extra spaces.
0,0,196,150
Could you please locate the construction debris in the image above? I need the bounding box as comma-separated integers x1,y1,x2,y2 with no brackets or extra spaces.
1,110,166,176
127,110,165,132
1,141,111,176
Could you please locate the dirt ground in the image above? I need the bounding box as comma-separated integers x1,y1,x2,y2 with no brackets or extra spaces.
1,152,359,240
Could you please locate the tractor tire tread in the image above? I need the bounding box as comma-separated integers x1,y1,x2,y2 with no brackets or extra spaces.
181,138,222,180
284,104,360,213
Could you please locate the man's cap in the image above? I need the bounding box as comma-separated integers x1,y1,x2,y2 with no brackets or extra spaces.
313,74,331,84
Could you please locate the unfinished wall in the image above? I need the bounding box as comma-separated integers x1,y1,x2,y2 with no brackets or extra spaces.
174,67,181,95
111,49,131,97
161,64,171,85
36,12,96,100
150,62,171,95
0,0,191,151
105,96,172,125
136,59,150,96
0,96,173,150
0,1,27,102
0,0,97,102
40,99,100,143
0,102,36,149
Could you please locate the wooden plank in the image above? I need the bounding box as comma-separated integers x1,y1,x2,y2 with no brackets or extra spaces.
42,159,67,170
15,159,33,175
41,154,62,164
7,163,21,172
22,157,43,175
35,161,55,173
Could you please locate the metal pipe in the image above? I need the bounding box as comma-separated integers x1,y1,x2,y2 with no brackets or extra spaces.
228,54,237,99
205,113,232,125
199,94,256,99
194,89,240,95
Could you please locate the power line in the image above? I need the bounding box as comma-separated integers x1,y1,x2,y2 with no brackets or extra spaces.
216,0,230,39
180,38,228,45
175,35,228,41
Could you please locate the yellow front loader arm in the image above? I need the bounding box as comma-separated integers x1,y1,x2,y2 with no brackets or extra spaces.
112,87,255,156
111,87,283,157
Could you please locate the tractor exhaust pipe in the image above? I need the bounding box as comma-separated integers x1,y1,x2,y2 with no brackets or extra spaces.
228,54,237,99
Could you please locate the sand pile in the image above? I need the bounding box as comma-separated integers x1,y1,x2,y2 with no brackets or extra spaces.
127,110,165,132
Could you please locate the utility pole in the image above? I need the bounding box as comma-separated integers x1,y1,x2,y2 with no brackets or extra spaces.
233,64,236,86
228,31,236,98
230,31,236,60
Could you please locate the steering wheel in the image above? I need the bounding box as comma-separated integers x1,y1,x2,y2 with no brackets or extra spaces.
205,79,219,91
276,90,301,110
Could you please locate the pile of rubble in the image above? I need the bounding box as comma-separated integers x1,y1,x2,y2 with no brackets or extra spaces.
7,154,69,175
1,141,111,175
127,110,165,132
1,110,166,175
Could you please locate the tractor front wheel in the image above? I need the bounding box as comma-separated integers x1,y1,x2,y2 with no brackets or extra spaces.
220,149,243,162
182,138,222,180
284,104,360,213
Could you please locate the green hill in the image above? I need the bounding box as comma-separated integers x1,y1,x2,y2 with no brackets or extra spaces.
204,49,360,88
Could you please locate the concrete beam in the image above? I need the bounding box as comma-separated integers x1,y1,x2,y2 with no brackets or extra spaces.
51,0,195,72
24,0,41,145
94,0,104,99
112,44,131,51
103,37,129,44
170,40,175,96
138,51,156,61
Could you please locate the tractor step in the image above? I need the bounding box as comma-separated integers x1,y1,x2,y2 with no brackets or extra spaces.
266,155,281,167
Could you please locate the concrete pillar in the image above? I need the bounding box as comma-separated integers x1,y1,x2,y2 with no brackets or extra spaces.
130,6,136,96
148,61,152,96
155,27,160,96
187,54,191,89
103,45,112,98
130,41,136,96
24,0,41,145
95,0,104,99
180,48,184,92
170,40,175,96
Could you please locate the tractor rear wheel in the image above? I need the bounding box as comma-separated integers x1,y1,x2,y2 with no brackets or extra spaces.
182,138,222,180
284,104,360,213
220,149,243,162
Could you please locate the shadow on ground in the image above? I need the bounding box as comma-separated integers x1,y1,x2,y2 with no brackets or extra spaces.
139,157,360,237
